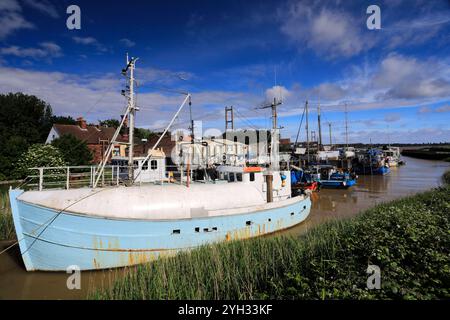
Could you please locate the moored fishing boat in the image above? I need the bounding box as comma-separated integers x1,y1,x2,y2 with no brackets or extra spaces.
354,148,391,175
9,56,311,271
309,165,357,189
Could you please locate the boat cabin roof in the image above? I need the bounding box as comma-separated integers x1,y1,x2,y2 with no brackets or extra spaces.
216,165,264,174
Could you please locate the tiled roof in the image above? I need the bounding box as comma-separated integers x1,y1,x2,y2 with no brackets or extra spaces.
53,124,126,144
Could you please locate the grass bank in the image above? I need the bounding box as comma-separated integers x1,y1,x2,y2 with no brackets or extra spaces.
93,180,450,300
0,192,15,241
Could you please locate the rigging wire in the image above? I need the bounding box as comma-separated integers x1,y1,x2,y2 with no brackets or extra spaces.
0,187,111,257
294,103,307,147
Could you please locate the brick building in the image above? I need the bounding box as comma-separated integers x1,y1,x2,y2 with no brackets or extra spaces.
45,117,127,163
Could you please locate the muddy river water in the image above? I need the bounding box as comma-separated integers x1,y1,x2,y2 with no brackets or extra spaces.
1,156,449,299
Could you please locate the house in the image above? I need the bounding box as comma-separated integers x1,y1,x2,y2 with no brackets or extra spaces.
45,117,127,163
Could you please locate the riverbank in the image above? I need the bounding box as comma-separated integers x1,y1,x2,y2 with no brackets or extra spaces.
401,146,450,161
93,177,450,300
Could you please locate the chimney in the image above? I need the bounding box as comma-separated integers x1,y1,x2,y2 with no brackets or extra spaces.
77,117,87,129
121,114,128,128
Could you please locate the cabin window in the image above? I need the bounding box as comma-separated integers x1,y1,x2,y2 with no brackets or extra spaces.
142,160,148,170
212,227,217,231
151,160,157,170
268,218,272,222
172,229,180,234
223,172,228,180
236,173,242,182
291,212,294,216
245,136,250,145
246,221,252,226
195,227,200,232
249,172,255,181
229,173,235,182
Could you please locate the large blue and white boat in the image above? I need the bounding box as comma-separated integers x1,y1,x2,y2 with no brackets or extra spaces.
9,56,311,271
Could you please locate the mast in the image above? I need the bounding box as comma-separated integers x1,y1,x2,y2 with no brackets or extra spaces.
257,97,282,169
317,99,322,150
306,100,309,163
127,54,138,181
225,106,234,131
345,103,349,149
93,54,138,188
328,122,332,146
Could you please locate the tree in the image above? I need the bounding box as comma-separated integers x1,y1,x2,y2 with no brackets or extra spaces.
0,92,54,179
135,128,157,141
99,118,120,128
13,144,66,179
51,115,77,125
51,134,93,166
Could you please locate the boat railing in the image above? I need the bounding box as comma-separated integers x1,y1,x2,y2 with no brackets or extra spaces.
21,165,121,191
19,164,220,191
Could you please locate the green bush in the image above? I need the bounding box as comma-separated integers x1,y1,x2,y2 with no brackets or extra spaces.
13,144,67,179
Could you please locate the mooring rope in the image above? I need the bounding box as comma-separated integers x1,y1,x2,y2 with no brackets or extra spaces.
0,187,110,257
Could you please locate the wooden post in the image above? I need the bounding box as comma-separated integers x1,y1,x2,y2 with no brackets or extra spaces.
187,160,190,188
38,168,43,191
266,174,273,203
66,167,70,190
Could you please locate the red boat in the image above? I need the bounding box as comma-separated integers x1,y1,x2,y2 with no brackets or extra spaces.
303,181,319,192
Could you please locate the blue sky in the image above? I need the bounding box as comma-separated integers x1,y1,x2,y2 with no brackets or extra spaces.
0,0,449,143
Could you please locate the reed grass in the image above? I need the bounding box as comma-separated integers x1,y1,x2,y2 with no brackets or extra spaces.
92,183,450,300
0,191,15,241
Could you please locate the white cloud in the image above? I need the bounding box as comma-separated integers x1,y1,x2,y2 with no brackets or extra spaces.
119,38,135,47
0,66,261,130
436,104,450,113
0,42,62,60
72,36,107,52
0,0,34,40
22,0,60,19
265,85,290,102
373,53,450,99
280,1,370,58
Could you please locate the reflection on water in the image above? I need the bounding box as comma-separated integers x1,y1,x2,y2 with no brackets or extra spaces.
0,156,449,299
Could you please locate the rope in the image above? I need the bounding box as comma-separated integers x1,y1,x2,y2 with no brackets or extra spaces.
0,187,110,257
294,104,307,147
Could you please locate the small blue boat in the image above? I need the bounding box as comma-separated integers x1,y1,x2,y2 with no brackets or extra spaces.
309,165,357,189
320,172,357,189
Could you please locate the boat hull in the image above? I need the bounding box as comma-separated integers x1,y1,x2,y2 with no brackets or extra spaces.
354,166,390,175
9,189,311,271
320,179,356,189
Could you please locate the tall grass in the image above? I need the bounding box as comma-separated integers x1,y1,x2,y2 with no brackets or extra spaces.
93,184,450,300
0,191,15,241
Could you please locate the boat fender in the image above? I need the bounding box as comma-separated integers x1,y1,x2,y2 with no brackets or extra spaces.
280,173,286,187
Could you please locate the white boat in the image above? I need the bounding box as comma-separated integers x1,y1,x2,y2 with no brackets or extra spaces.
9,55,311,271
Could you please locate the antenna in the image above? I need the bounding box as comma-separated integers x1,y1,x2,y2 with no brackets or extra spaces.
257,96,282,169
93,54,139,188
328,122,332,146
257,97,282,130
345,103,349,148
317,98,322,150
306,100,310,163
